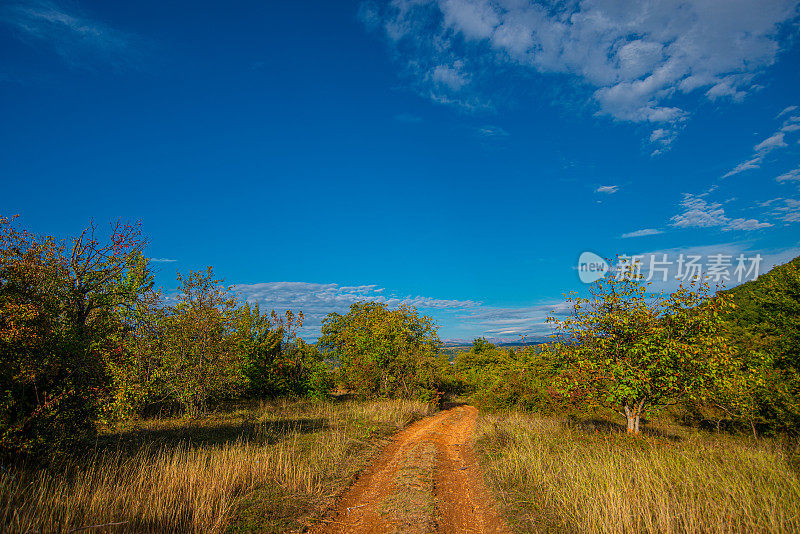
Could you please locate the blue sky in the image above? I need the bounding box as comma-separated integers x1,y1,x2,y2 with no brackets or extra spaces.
2,0,800,341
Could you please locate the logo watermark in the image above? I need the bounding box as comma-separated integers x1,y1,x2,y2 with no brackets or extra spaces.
577,252,610,284
577,252,763,284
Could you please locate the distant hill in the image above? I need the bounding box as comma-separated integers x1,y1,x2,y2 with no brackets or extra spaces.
721,254,800,325
441,338,549,356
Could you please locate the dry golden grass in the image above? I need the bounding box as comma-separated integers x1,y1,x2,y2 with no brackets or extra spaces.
476,412,800,533
0,398,432,533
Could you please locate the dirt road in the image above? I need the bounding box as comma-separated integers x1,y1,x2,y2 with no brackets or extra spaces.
310,405,511,534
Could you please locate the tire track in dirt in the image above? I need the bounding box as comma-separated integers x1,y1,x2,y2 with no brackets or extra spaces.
309,405,510,534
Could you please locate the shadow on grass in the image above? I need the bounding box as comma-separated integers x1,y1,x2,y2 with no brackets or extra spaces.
573,418,682,441
97,417,330,454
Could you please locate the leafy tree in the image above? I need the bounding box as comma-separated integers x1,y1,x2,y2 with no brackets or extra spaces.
0,216,151,456
549,268,734,434
101,289,168,422
160,268,244,416
237,303,284,397
238,306,328,397
320,301,440,399
471,337,494,354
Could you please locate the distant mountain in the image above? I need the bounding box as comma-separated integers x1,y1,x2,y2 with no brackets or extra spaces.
441,337,550,349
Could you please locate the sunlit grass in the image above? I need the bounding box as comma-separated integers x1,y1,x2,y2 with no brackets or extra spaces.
0,398,432,533
476,412,800,534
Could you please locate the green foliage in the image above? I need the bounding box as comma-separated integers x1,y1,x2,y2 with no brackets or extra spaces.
549,268,734,434
319,301,441,399
453,340,565,413
721,256,800,433
238,306,330,398
0,217,152,457
100,294,168,422
158,268,245,416
237,303,284,397
103,271,331,422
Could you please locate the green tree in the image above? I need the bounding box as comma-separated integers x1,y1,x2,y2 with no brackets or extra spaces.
237,306,328,397
0,217,152,456
549,268,734,434
101,289,168,422
237,303,284,397
160,268,244,415
320,301,440,399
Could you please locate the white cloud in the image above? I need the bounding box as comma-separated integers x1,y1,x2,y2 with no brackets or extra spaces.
454,301,569,339
670,193,772,231
777,167,800,182
430,61,470,90
777,105,798,117
236,280,569,341
236,281,479,337
363,0,800,149
596,185,618,194
649,129,668,142
724,110,800,177
621,228,663,238
725,218,773,230
150,257,177,263
754,131,788,152
771,198,800,222
475,125,508,137
0,0,144,68
671,194,729,228
722,156,764,178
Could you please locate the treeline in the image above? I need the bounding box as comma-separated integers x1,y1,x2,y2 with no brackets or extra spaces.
3,216,800,458
0,217,446,458
451,257,800,436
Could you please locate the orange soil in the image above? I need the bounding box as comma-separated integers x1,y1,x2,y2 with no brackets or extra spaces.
309,405,511,534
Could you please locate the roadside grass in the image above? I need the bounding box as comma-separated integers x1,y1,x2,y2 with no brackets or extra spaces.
0,398,433,533
476,411,800,534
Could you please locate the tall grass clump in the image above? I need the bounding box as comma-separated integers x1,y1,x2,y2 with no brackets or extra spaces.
0,399,432,533
476,412,800,534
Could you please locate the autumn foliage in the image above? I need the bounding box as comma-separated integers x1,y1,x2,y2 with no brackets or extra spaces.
3,214,800,461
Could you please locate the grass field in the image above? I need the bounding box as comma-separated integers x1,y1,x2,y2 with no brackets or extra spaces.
0,398,433,533
6,401,800,533
476,411,800,533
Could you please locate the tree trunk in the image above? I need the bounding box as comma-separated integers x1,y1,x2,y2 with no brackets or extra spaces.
624,402,644,434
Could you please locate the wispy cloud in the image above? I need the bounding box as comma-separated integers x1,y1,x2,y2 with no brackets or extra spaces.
453,301,569,340
596,185,618,194
621,228,663,239
150,257,177,263
236,281,479,338
723,156,764,178
754,132,788,152
770,198,800,222
777,167,800,182
0,0,145,69
723,108,800,177
361,0,799,150
670,193,772,231
475,125,508,137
